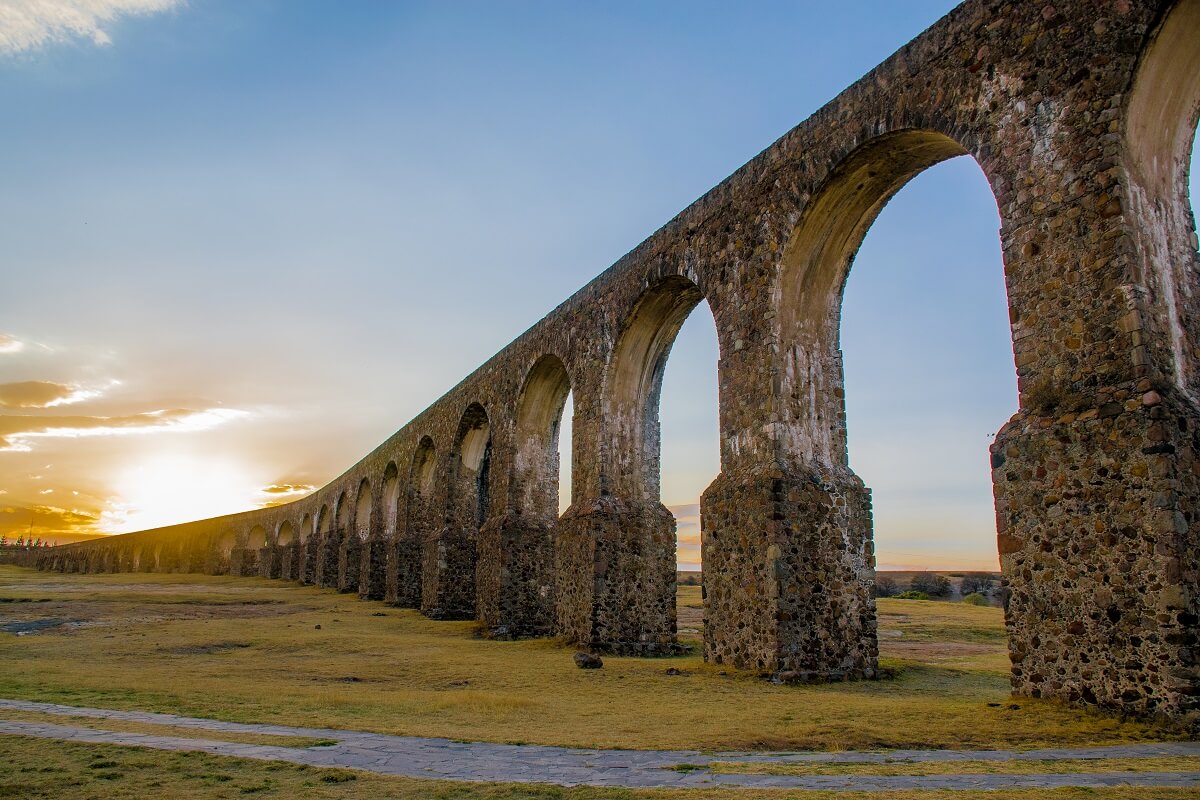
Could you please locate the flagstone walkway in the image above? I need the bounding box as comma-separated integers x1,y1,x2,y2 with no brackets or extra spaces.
2,698,1198,791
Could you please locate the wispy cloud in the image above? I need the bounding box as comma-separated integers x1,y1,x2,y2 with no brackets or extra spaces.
0,502,99,540
257,483,315,506
0,379,114,409
0,334,24,354
0,407,249,452
0,0,181,55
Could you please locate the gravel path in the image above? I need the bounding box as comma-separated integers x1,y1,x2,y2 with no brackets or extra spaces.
2,698,1199,791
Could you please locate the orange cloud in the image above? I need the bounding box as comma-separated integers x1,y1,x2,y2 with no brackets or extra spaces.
258,483,316,506
0,503,100,542
0,407,249,452
0,334,24,354
0,380,98,409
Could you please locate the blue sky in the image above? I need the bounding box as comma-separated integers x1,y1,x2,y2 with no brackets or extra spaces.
1,1,1196,570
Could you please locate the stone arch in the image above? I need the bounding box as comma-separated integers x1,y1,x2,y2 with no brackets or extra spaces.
382,462,400,537
604,275,709,501
241,524,266,576
318,496,347,589
477,354,571,637
1123,0,1200,400
393,438,435,608
246,525,267,550
296,512,314,583
423,405,490,619
354,479,373,542
777,129,973,468
275,520,295,580
371,462,400,603
214,529,236,575
514,354,572,516
314,503,335,587
334,490,356,591
558,276,719,653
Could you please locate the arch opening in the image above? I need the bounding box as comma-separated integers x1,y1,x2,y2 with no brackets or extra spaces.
841,155,1013,582
398,436,436,608
515,355,573,519
246,525,267,550
453,404,492,528
355,479,373,542
1124,0,1200,398
658,299,721,577
299,513,312,545
277,521,295,547
382,462,399,538
606,275,707,502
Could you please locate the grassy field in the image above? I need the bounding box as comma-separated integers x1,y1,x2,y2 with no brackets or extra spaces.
3,737,1200,800
0,565,1184,753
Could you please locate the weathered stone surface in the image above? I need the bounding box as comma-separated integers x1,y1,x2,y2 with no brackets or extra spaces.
30,0,1200,726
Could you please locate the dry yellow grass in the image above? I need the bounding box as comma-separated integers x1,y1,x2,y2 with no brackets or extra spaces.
3,736,1199,800
0,565,1183,752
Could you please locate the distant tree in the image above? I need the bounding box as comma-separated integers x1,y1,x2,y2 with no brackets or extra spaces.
873,575,900,598
960,572,996,597
0,535,7,548
910,572,952,597
14,536,24,548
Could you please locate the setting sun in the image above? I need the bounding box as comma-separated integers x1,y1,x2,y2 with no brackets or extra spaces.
99,455,258,534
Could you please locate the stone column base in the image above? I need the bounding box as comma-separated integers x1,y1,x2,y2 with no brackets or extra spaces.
993,397,1200,723
359,539,388,600
701,465,878,679
421,527,477,620
258,547,277,579
316,531,341,588
385,536,423,607
300,538,318,584
338,537,363,593
476,512,555,638
555,497,679,655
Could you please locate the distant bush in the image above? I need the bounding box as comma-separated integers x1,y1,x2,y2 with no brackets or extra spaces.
894,591,930,601
909,573,952,597
961,592,990,606
873,576,900,598
960,572,996,597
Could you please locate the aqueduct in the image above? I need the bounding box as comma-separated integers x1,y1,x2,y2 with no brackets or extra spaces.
33,0,1200,723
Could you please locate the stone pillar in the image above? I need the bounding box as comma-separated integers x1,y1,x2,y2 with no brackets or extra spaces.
993,393,1200,719
337,535,363,593
258,547,277,579
359,537,388,600
300,536,318,584
421,526,476,620
702,463,877,678
555,496,678,655
476,511,555,638
386,533,423,607
316,528,341,589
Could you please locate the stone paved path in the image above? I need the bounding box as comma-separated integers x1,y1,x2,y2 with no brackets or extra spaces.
2,698,1199,791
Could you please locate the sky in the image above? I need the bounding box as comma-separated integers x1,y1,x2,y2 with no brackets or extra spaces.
1,1,1197,570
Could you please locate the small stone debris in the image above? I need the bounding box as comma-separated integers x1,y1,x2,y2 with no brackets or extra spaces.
573,651,603,669
314,624,322,630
